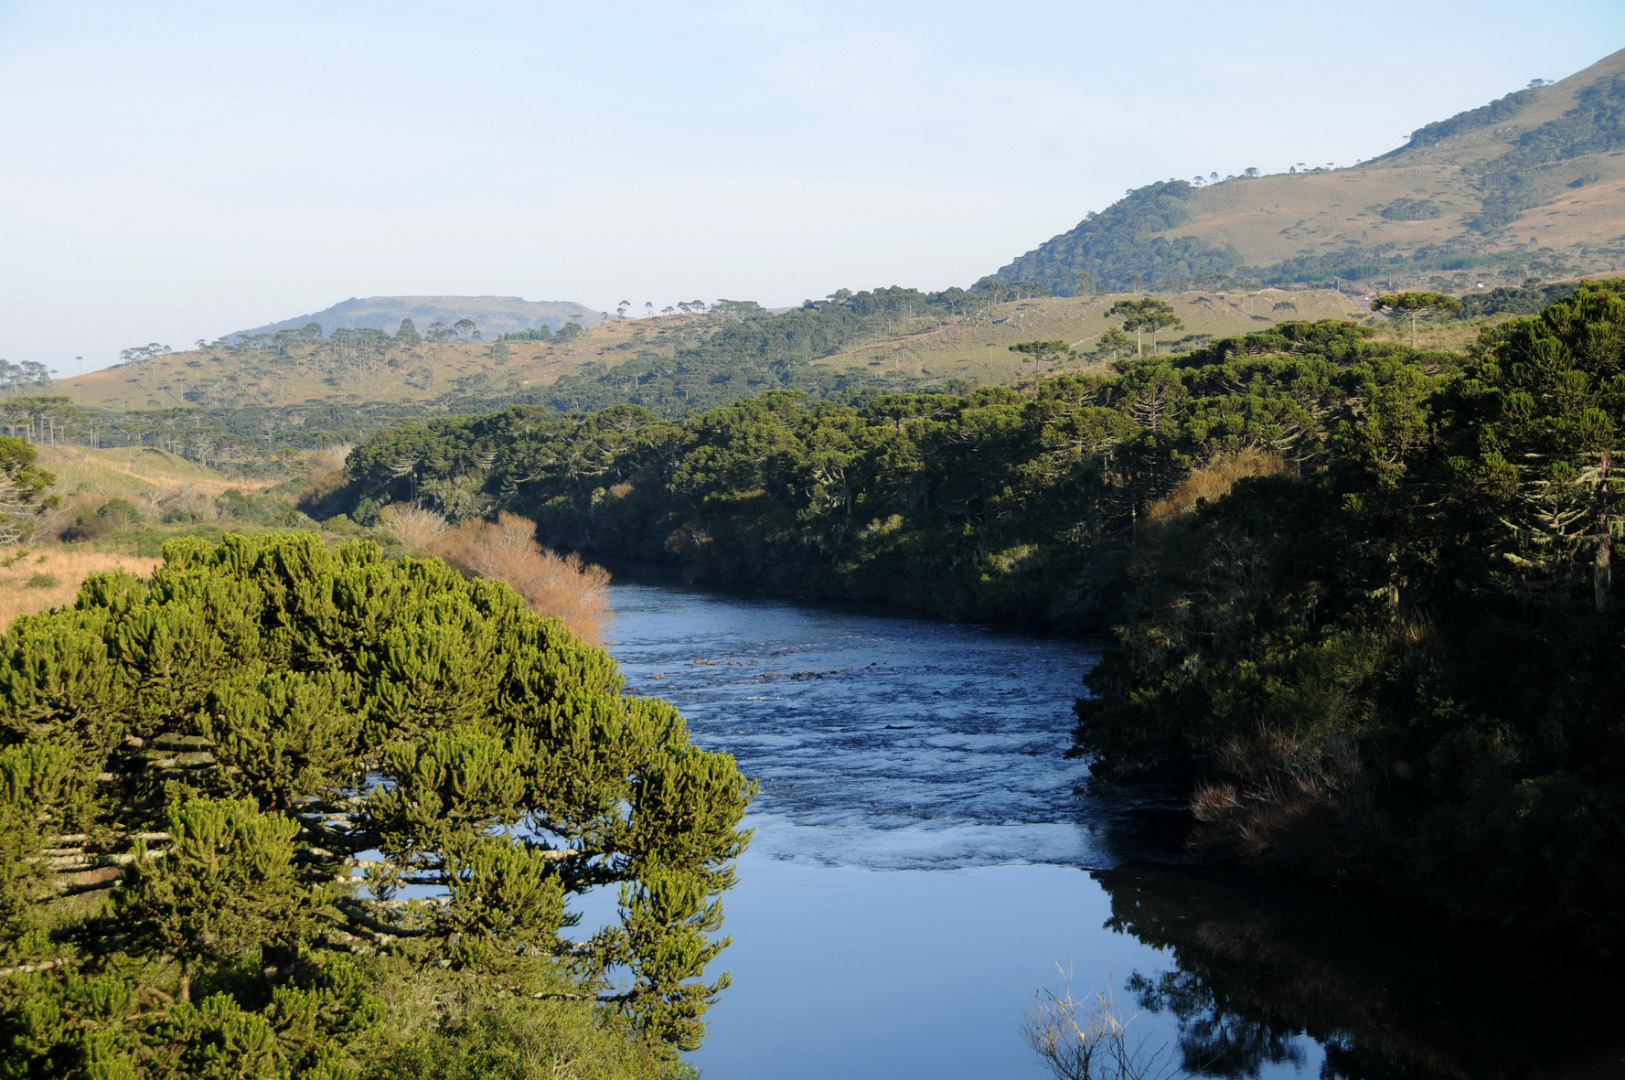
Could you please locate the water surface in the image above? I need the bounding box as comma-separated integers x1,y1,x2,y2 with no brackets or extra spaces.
603,580,1625,1080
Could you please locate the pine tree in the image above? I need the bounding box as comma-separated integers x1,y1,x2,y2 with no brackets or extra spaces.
0,531,754,1076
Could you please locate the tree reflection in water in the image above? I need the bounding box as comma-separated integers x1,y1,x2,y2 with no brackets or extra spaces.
1093,864,1624,1080
1126,969,1304,1077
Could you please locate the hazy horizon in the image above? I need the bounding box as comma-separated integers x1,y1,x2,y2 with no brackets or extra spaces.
2,0,1623,376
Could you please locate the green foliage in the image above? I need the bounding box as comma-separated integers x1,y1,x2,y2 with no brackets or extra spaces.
1374,197,1442,221
1075,281,1625,944
499,326,554,343
1469,75,1625,229
1372,291,1464,346
541,286,980,417
992,180,1244,295
60,497,145,542
336,320,1398,631
1106,297,1184,355
1456,279,1580,318
1401,83,1541,150
1,954,380,1080
366,973,672,1080
112,797,315,997
0,532,752,1075
0,437,57,546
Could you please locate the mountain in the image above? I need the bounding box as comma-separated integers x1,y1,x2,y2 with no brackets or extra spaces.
59,287,1368,434
993,48,1625,294
226,295,603,340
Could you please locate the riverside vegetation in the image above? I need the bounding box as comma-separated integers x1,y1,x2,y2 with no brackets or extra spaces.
332,283,1625,947
0,530,753,1078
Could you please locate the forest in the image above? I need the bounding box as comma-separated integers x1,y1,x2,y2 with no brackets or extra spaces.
333,284,1625,945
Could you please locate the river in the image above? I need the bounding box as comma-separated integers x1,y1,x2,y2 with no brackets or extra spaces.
601,579,1625,1080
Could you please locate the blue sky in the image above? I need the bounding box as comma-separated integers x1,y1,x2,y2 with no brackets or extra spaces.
2,1,1623,374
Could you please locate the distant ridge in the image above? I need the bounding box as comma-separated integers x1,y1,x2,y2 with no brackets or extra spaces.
991,47,1625,294
228,295,603,340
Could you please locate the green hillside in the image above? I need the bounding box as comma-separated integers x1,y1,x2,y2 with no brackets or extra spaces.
53,287,1363,446
994,48,1625,294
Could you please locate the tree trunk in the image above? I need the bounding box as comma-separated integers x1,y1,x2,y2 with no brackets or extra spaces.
1595,451,1612,613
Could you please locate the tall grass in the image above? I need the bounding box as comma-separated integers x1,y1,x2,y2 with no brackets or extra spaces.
1144,448,1289,526
383,506,612,645
0,546,161,631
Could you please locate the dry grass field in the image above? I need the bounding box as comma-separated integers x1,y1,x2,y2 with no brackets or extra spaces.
0,545,160,630
1,445,290,631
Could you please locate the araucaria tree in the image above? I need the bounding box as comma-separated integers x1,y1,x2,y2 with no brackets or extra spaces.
1106,297,1183,356
0,531,753,1077
0,436,57,545
1371,290,1463,347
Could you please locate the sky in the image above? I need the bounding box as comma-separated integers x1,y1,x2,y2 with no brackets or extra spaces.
2,1,1623,376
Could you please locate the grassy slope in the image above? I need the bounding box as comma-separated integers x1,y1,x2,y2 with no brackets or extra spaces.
808,288,1364,382
59,318,718,411
988,48,1625,290
61,290,1370,412
1008,49,1625,288
40,445,270,498
1,446,286,629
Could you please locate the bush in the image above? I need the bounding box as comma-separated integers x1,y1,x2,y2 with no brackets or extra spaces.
432,512,613,644
59,496,144,541
214,487,306,526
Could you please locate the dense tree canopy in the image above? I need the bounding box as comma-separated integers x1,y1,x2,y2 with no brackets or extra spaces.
334,285,1625,944
334,318,1412,629
0,532,752,1077
1076,283,1625,943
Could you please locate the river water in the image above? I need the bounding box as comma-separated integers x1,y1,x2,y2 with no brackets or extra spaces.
601,580,1625,1080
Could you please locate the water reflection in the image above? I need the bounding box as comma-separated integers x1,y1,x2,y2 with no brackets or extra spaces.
1094,864,1624,1080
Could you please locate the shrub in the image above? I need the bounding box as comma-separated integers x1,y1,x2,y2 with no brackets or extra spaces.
377,502,447,552
214,488,305,526
59,496,144,542
432,512,613,644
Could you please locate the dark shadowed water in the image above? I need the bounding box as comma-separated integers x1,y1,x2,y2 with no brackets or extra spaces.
601,580,1625,1080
